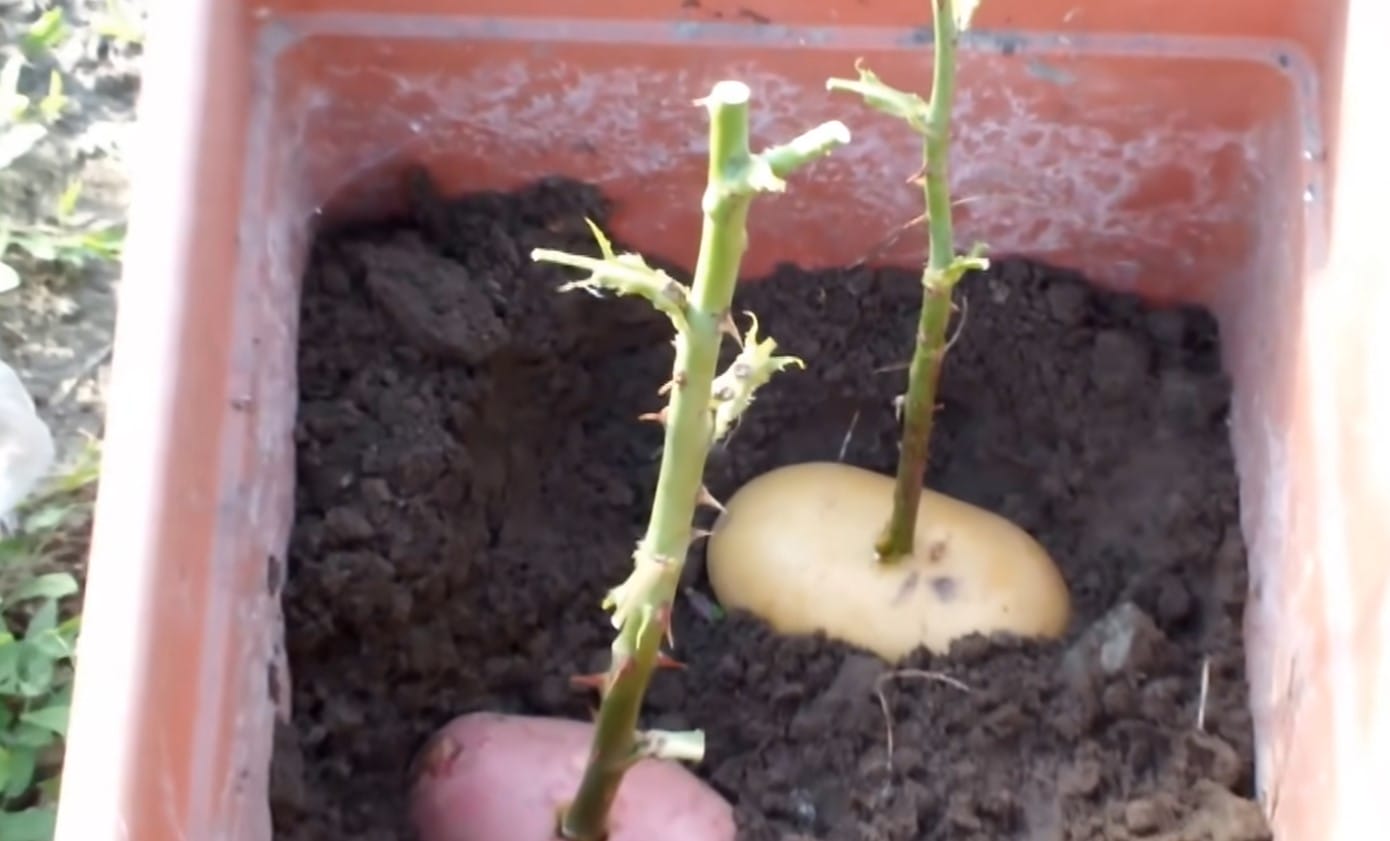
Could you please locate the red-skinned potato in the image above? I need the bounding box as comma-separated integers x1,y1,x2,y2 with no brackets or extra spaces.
410,712,735,841
706,461,1071,661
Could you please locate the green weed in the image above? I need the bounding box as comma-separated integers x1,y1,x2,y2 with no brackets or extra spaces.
0,442,99,841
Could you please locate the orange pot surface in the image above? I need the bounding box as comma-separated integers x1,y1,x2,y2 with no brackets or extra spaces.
54,1,1386,840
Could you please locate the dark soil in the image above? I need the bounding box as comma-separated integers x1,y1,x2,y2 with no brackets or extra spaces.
271,173,1271,841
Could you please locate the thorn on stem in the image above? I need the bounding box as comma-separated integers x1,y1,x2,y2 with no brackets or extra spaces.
658,371,688,396
720,310,742,345
656,652,687,670
851,211,928,268
943,295,969,352
638,408,669,425
697,485,726,513
569,672,608,693
657,602,676,649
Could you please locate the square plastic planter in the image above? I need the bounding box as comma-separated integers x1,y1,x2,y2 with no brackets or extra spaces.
54,0,1385,839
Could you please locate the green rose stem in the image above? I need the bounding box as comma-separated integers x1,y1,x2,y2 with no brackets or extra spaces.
530,80,849,841
827,0,987,563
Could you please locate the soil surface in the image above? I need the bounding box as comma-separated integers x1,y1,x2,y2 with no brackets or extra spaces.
274,174,1270,841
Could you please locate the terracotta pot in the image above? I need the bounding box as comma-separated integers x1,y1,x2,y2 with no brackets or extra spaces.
53,0,1385,839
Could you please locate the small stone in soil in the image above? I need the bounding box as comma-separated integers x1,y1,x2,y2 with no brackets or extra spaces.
1183,780,1274,841
1124,793,1177,835
1180,730,1245,790
1062,601,1169,691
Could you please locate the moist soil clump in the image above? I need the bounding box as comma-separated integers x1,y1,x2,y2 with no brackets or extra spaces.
272,174,1270,841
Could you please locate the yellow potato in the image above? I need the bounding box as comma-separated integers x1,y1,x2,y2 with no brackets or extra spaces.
705,461,1071,660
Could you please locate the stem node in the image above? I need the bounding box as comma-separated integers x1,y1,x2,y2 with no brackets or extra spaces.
541,80,847,841
533,218,694,334
828,0,985,565
710,312,805,442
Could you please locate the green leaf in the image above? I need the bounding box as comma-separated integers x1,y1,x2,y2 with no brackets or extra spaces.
37,71,65,122
40,683,71,711
8,235,56,262
25,601,58,639
825,60,931,135
9,575,77,604
82,226,125,256
3,226,124,268
22,9,68,54
0,805,57,841
0,534,28,568
0,641,20,687
55,615,79,639
19,706,68,738
0,638,68,699
1,745,36,800
15,649,55,698
26,631,72,661
22,506,67,534
6,723,55,751
55,180,81,220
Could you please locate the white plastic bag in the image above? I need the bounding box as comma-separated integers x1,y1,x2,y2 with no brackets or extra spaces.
0,359,54,532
